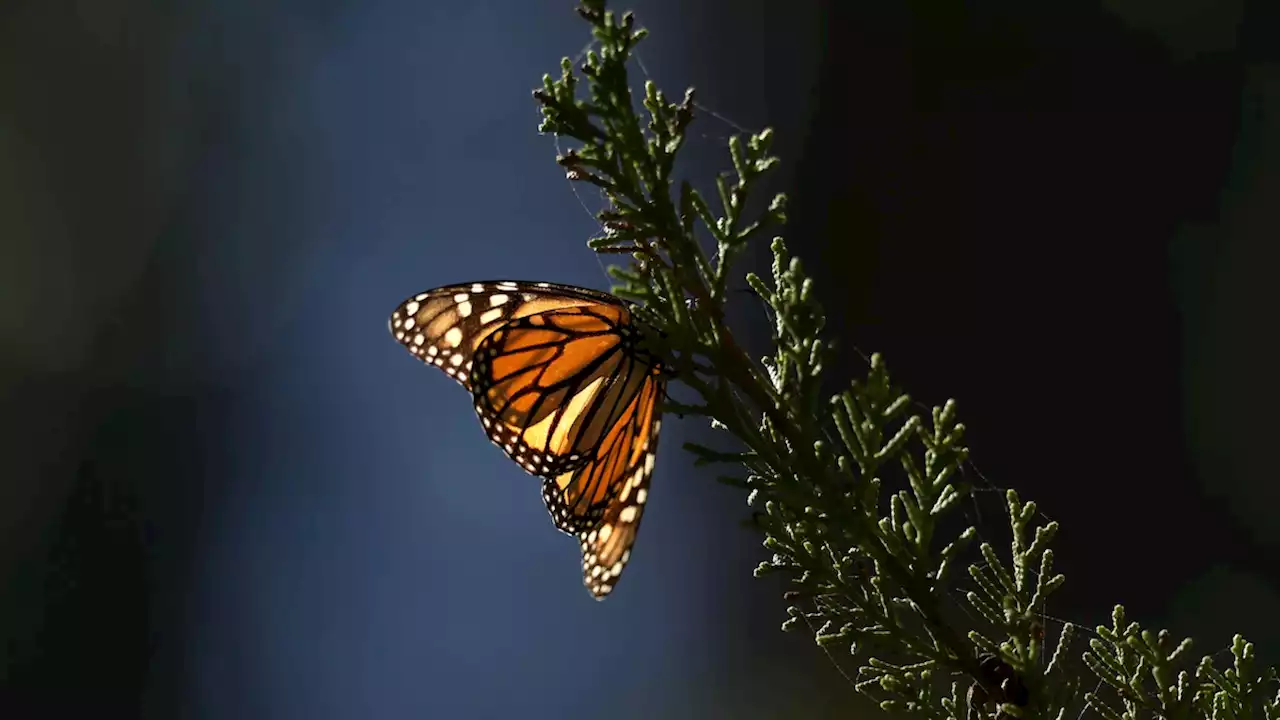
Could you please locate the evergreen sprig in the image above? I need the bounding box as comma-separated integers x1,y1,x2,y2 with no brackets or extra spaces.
531,2,1277,718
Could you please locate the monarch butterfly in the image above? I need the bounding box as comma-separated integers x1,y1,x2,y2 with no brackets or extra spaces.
388,280,665,599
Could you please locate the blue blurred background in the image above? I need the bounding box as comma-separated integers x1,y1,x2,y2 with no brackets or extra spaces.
1,0,1277,718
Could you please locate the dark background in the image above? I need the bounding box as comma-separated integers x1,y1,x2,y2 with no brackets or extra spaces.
1,0,1276,718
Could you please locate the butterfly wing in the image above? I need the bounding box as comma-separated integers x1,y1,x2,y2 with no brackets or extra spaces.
471,306,666,597
388,280,624,391
574,375,663,599
391,280,665,599
470,304,657,488
534,353,662,534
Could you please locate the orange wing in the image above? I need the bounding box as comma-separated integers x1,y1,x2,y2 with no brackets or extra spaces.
469,305,655,480
388,281,625,392
390,280,665,598
572,374,663,599
470,308,665,598
389,281,631,478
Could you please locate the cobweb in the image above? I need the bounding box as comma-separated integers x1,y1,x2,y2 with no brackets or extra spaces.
546,39,751,289
544,42,1128,712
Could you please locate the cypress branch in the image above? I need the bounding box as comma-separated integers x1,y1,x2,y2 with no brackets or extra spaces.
533,3,1279,718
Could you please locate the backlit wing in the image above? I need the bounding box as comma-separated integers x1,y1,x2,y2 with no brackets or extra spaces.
469,304,655,482
389,279,665,599
575,380,663,599
388,280,624,391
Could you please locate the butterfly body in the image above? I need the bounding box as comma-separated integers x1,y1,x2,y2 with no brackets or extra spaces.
389,280,664,599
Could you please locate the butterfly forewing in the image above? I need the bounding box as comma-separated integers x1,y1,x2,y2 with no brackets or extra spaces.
388,281,624,391
470,306,653,478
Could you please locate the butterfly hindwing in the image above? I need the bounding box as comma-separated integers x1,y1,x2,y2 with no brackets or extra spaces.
536,355,663,535
577,381,663,599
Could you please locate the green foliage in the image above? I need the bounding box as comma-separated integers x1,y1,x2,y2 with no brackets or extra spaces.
1082,610,1280,720
532,2,1278,718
